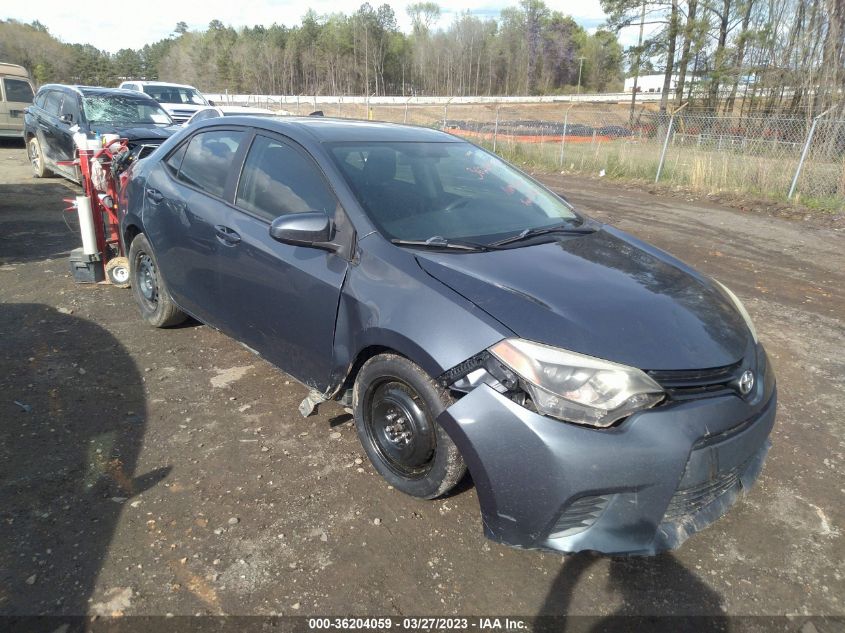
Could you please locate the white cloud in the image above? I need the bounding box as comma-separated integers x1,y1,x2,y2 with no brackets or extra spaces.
4,0,614,53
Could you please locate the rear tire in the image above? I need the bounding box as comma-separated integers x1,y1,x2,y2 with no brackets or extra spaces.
28,136,49,178
353,354,466,499
128,234,186,328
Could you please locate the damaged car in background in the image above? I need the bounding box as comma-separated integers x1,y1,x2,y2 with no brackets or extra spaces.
119,117,777,555
24,85,180,182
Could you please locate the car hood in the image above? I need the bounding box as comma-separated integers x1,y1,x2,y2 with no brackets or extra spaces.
414,227,750,370
89,123,180,140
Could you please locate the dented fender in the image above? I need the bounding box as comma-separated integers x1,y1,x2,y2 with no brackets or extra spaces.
329,234,512,392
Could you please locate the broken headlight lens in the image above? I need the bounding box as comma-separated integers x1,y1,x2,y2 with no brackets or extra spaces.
489,338,664,428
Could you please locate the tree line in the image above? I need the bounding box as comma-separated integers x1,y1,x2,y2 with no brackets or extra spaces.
603,0,845,115
0,2,622,96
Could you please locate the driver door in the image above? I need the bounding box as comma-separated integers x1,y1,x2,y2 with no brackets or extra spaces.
214,133,351,390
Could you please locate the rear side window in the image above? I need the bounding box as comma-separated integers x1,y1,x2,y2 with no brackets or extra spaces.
43,91,63,116
4,79,34,103
164,143,188,175
177,130,244,198
236,135,336,221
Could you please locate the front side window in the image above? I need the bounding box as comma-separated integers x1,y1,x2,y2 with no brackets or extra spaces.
4,78,34,103
142,85,208,106
236,135,336,222
60,94,81,122
177,130,244,198
329,141,579,244
82,95,172,125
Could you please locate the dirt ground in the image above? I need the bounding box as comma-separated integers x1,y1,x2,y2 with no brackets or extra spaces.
1,138,843,621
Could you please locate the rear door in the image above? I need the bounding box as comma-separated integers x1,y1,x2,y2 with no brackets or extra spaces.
53,93,82,178
37,90,64,165
143,127,248,325
217,132,351,388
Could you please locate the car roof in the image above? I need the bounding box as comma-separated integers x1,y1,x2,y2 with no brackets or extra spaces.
36,84,159,100
124,81,198,89
0,62,31,78
207,116,462,144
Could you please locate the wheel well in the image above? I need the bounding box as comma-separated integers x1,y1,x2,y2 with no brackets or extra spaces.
124,224,142,250
336,345,399,401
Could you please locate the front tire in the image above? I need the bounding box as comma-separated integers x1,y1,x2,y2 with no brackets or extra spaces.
128,234,186,328
353,354,466,499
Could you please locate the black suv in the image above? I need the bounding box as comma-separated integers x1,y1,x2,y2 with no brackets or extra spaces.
24,85,181,182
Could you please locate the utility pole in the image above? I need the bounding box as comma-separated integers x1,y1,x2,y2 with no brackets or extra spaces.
629,0,647,124
577,57,586,94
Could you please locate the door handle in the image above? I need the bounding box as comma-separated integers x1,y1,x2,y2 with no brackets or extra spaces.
146,188,164,204
214,225,241,246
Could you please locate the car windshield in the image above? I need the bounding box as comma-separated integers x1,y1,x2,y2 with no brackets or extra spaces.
142,85,208,106
329,141,580,245
83,95,173,125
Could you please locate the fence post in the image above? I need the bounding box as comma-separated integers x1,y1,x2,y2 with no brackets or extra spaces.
655,102,687,183
559,104,574,168
404,96,412,123
493,103,500,152
443,97,453,129
789,108,831,199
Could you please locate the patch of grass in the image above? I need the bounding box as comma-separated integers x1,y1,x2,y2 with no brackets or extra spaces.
456,131,844,212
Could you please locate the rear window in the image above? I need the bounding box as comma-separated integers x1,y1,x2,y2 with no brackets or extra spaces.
4,78,34,103
177,130,245,198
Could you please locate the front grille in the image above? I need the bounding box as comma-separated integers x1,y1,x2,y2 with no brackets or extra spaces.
127,141,163,159
549,495,610,538
664,464,742,520
647,360,743,400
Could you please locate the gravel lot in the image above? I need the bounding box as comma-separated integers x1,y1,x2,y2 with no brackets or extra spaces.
1,140,843,620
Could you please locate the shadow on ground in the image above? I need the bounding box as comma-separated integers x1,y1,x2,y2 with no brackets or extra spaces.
539,551,727,631
0,181,81,266
0,303,169,615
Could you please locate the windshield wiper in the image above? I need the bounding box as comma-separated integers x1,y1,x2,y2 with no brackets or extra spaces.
391,236,496,252
491,223,595,247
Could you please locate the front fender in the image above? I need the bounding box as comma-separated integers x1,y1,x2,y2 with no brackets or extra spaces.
330,236,512,391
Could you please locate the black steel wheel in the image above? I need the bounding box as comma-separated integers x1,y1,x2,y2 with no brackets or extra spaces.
128,234,186,328
353,354,466,498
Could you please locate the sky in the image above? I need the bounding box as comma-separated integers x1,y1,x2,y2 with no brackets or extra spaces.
2,0,646,54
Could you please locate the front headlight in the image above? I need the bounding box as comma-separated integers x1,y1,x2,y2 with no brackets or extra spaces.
713,280,758,343
489,338,664,428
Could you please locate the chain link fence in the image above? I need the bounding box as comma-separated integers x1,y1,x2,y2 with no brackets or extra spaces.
229,96,845,207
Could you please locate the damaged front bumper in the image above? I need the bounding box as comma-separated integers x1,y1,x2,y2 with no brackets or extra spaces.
437,370,776,555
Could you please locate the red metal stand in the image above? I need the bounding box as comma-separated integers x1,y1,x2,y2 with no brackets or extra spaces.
59,139,129,276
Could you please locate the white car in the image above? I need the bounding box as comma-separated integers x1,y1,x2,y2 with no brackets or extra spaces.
183,105,288,126
118,81,212,124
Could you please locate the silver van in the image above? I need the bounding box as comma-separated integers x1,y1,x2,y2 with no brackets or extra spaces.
0,63,35,139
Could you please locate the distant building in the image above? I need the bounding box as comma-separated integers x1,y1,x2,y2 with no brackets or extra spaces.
624,74,697,94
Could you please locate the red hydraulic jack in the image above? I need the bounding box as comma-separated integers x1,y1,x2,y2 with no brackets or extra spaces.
59,134,132,287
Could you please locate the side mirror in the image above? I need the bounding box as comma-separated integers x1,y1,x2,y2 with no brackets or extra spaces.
60,113,73,123
207,100,216,106
269,212,338,251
